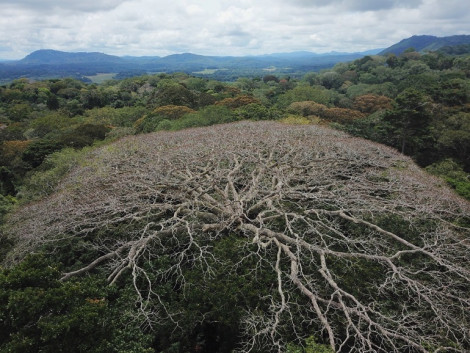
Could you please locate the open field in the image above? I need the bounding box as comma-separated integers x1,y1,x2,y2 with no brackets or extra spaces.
85,73,116,83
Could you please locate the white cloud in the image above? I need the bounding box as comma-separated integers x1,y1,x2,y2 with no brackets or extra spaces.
0,0,468,59
291,0,422,11
0,0,128,12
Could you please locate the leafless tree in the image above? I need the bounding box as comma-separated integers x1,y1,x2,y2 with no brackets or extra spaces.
5,121,470,352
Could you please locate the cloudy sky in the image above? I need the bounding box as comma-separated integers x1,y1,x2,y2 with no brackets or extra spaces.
0,0,469,59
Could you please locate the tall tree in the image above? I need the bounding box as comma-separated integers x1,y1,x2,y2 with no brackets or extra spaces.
384,88,432,155
5,122,469,353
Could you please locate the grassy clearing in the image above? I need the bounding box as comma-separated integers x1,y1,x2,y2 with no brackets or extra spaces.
192,68,227,75
85,73,116,83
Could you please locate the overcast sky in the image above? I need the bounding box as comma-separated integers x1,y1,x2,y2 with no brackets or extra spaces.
0,0,469,59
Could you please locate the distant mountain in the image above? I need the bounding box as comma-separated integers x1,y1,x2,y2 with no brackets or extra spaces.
0,48,379,83
379,35,470,55
20,49,125,65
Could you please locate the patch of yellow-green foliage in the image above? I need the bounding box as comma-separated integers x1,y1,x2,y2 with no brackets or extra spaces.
287,336,334,353
280,115,311,125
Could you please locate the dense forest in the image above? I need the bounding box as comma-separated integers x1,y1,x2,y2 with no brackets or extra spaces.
1,48,470,352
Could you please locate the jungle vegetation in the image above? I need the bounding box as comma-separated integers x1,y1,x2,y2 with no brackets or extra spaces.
1,48,470,352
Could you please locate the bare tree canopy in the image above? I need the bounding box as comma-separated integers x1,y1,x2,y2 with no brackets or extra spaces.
5,121,470,352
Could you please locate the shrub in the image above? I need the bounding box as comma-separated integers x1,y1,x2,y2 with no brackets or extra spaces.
152,105,195,120
215,95,260,109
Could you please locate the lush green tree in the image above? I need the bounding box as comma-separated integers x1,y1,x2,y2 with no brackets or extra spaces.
183,77,208,92
435,112,470,169
0,167,17,195
59,124,110,149
83,106,148,127
0,194,16,221
7,103,32,122
383,88,433,155
426,159,470,200
438,78,469,105
148,84,196,109
171,104,237,130
346,82,397,98
385,54,399,68
276,85,331,108
287,101,328,117
80,87,105,109
235,103,278,120
22,139,64,168
0,255,153,353
215,95,260,109
0,123,27,143
317,71,343,89
17,147,87,202
287,336,334,353
27,112,72,139
46,93,60,110
263,74,279,83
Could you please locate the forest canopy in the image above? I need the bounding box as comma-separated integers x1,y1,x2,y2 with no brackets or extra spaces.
1,48,470,352
3,121,470,352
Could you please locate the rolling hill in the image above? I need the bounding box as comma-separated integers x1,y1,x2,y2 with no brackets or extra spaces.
19,49,125,65
379,34,470,55
0,48,380,83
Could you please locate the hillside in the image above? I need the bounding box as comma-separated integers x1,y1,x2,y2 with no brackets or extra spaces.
3,121,469,352
380,34,470,55
19,49,125,65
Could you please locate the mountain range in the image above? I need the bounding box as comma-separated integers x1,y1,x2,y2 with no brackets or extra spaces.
379,34,470,55
0,49,380,83
0,34,469,83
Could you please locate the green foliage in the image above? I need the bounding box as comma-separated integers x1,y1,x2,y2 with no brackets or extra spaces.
235,103,278,120
156,119,172,131
22,139,64,168
317,71,344,89
146,235,277,353
27,112,72,139
0,123,27,143
18,147,87,201
0,194,16,221
435,112,470,169
0,255,106,352
134,114,166,133
215,95,260,109
2,49,470,353
0,166,17,196
59,123,110,148
287,336,334,353
345,82,397,98
280,115,312,125
0,255,153,353
7,103,32,122
426,159,470,200
276,85,331,108
341,110,389,143
169,105,237,130
82,106,148,127
148,83,196,108
287,101,327,117
383,88,432,155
